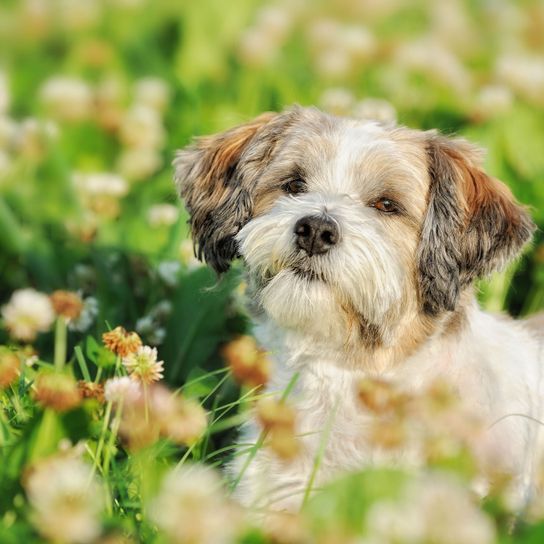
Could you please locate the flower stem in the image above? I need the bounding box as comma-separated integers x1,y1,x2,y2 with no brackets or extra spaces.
90,401,113,481
54,317,67,371
143,382,149,423
103,399,123,477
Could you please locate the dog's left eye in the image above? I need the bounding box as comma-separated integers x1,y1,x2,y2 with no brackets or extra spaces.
372,198,399,214
282,179,306,195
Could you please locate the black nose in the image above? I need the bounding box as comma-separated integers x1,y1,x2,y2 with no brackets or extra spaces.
294,215,339,256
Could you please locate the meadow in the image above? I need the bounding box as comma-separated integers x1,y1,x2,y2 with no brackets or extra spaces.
1,0,544,542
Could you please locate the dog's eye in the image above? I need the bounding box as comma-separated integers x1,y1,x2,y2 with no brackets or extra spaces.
283,179,306,195
372,198,399,214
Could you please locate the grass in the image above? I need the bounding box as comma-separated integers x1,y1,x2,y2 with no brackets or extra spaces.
0,0,544,542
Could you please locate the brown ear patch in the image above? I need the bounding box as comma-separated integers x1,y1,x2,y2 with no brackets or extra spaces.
174,111,292,273
418,134,535,315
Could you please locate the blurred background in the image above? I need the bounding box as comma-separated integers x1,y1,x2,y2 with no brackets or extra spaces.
0,0,543,387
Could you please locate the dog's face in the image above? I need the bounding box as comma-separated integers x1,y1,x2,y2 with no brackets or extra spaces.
175,107,534,348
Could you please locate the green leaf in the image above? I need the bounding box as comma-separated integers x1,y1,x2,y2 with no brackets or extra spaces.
162,266,242,385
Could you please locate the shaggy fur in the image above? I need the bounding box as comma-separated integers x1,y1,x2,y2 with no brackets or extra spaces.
174,106,542,512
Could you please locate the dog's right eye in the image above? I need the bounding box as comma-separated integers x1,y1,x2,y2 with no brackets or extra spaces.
282,179,307,195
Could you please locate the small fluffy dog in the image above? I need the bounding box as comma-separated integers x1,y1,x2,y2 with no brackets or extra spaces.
174,106,543,511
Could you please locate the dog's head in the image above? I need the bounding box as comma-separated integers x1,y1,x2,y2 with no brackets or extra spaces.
174,106,534,344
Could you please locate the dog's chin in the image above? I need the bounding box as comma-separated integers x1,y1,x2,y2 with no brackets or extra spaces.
256,267,346,338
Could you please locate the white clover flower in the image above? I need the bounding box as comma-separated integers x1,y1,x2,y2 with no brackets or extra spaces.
73,172,129,198
134,77,170,113
68,296,99,332
25,456,104,544
307,18,340,50
395,39,471,95
254,6,292,42
116,147,162,181
157,260,181,287
315,48,352,79
104,376,141,404
1,288,55,341
496,54,544,104
319,88,356,116
474,84,513,118
238,28,279,67
39,76,93,121
353,98,397,124
147,204,179,228
149,465,240,544
338,25,376,60
119,105,165,149
365,474,496,544
122,346,164,384
57,0,101,31
0,71,10,115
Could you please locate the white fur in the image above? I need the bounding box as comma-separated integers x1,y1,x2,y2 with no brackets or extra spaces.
226,121,544,512
232,309,544,511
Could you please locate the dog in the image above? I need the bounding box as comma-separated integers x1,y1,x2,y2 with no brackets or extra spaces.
174,106,543,512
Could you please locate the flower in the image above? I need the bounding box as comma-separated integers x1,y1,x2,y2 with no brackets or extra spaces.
474,84,513,119
104,376,141,404
0,349,19,389
151,386,207,445
122,345,164,384
68,296,99,332
1,288,55,341
39,76,93,121
102,326,142,357
77,380,104,403
73,172,129,198
157,260,181,287
119,105,165,149
147,203,179,228
116,147,162,181
221,335,271,388
257,398,300,460
25,456,104,543
33,372,82,411
134,77,170,113
50,290,84,320
353,98,397,123
365,474,496,544
357,377,409,414
149,465,242,544
319,87,356,115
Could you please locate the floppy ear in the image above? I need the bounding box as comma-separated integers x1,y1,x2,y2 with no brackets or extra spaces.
418,133,535,315
174,111,294,272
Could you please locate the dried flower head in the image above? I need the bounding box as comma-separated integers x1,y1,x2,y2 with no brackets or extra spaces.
0,349,20,389
25,455,104,543
357,377,411,415
77,380,104,403
50,290,84,320
257,398,300,460
151,386,207,445
122,345,164,384
1,288,55,341
222,335,271,388
102,326,142,357
149,464,242,544
33,372,82,412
